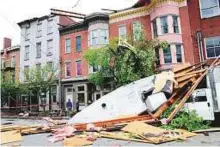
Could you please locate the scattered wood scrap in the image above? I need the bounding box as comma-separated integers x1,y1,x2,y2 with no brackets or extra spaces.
1,130,23,145
64,137,93,147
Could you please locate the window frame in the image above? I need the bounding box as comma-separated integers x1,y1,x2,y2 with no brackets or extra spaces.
199,0,220,18
36,42,41,58
24,45,30,61
163,45,172,64
91,29,98,46
11,56,16,67
160,16,168,34
152,19,158,37
65,61,71,77
25,27,30,41
65,38,71,54
132,21,142,41
119,25,127,39
24,66,29,81
36,22,42,38
176,44,182,63
47,39,53,56
47,19,53,34
204,36,220,59
100,29,108,45
76,36,82,52
76,60,82,76
172,15,179,34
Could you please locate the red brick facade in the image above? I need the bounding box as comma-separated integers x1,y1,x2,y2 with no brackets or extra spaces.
109,15,152,40
60,29,89,79
187,0,220,63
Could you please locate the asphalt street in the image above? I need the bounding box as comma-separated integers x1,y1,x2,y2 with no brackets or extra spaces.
1,119,220,146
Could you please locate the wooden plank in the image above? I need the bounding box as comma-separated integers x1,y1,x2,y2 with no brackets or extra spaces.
63,137,93,147
193,128,220,133
167,57,220,122
1,131,23,144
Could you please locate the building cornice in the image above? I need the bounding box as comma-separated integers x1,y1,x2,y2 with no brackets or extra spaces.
109,0,185,20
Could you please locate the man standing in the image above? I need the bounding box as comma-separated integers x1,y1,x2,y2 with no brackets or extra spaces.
66,99,72,111
76,98,79,112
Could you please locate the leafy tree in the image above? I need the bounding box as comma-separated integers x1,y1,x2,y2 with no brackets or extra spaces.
23,64,58,111
1,71,27,107
84,31,168,88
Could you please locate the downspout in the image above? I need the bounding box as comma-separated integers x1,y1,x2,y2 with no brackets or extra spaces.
196,31,204,63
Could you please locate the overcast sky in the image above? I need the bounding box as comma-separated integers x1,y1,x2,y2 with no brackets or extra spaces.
0,0,137,49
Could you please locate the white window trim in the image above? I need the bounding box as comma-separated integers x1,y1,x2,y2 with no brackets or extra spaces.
199,0,220,19
65,38,71,54
65,61,71,78
76,35,82,51
118,25,127,39
132,21,142,41
11,56,16,67
204,36,220,59
47,39,53,55
36,22,42,37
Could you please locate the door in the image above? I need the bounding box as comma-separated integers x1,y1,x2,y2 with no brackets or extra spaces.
184,89,215,120
65,87,73,111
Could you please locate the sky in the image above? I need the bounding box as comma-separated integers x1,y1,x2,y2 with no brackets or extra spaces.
0,0,138,48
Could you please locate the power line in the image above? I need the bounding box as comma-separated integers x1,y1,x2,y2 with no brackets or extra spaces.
72,0,81,8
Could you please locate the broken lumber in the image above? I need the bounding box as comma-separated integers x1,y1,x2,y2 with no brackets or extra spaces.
0,130,23,144
167,57,220,123
63,137,93,147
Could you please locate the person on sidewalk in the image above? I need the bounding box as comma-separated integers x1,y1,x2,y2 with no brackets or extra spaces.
66,99,72,111
76,99,79,112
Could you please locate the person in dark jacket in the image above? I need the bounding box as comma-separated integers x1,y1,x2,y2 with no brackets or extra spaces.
66,99,72,111
76,98,79,112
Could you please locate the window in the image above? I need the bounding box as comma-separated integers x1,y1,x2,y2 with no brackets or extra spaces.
77,85,85,92
155,48,160,65
152,20,158,37
205,36,220,58
10,72,15,84
173,16,179,33
24,66,29,81
36,22,42,37
47,20,53,34
199,0,220,18
47,62,53,71
160,16,168,34
24,45,29,60
36,42,41,58
77,93,85,104
100,29,108,44
76,36,81,52
11,56,16,67
163,45,172,63
65,62,71,77
176,45,182,63
76,60,82,76
133,22,142,41
89,65,99,73
119,25,127,39
25,27,30,40
91,30,98,46
65,38,71,53
36,63,41,73
47,40,53,55
51,86,57,103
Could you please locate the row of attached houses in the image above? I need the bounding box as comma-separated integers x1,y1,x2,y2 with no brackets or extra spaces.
1,0,220,111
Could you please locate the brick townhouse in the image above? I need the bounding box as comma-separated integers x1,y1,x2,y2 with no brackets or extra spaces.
59,13,110,110
1,38,20,108
109,0,220,69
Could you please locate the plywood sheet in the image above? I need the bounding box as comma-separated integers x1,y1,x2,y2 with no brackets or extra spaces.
63,137,93,147
122,121,166,136
1,130,23,144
